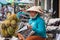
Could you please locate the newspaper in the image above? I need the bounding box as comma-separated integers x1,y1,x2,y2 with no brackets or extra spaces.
17,26,35,38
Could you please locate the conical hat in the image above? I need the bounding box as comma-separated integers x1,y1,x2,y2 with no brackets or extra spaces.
26,6,43,14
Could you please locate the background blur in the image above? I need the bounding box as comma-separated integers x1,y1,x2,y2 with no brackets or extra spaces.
0,0,60,40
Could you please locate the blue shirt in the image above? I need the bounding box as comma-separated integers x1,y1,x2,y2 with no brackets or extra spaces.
16,11,25,19
29,15,46,38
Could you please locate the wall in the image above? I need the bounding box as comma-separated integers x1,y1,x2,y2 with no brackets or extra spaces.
59,0,60,17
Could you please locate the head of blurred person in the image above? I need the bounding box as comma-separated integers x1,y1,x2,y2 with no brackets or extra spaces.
26,6,43,19
23,8,26,12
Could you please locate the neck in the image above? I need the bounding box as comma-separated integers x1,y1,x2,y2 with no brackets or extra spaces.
30,14,40,20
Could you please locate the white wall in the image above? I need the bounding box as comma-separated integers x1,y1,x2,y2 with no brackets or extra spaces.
44,0,47,10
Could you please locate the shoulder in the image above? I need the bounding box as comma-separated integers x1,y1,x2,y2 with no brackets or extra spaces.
28,19,32,24
29,19,32,23
37,17,45,24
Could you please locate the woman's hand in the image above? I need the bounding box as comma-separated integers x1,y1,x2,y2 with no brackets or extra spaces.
27,26,32,29
17,33,25,40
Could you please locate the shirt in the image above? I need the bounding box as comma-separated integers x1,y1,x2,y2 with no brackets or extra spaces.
16,11,25,19
29,15,46,38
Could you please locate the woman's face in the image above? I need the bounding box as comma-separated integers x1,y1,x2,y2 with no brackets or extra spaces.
29,11,37,17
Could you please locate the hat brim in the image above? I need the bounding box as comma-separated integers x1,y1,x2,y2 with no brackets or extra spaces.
26,10,43,14
26,6,43,14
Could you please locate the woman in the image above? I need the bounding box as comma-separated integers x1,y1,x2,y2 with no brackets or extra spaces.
26,6,46,40
17,6,46,40
16,8,26,19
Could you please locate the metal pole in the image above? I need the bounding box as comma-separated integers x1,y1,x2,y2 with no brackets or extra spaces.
45,0,47,10
38,0,39,6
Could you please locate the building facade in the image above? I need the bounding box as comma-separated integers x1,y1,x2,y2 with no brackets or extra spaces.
35,0,53,11
35,0,59,18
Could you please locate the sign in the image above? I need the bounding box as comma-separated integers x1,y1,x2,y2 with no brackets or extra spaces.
20,0,35,3
6,0,16,3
